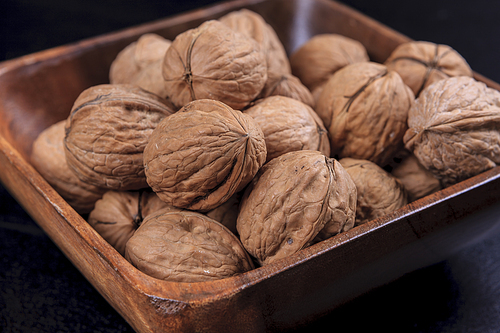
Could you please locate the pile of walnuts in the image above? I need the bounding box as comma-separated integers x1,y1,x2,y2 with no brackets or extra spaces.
31,9,500,283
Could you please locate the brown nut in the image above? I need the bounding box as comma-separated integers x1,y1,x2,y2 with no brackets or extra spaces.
64,84,174,191
385,41,473,97
258,72,315,108
237,150,356,266
391,153,442,202
162,20,267,110
290,33,369,92
315,61,414,167
244,96,330,162
339,157,408,225
88,189,177,255
109,33,172,98
205,192,241,235
404,76,500,187
143,99,267,212
125,209,255,282
219,8,290,76
31,120,105,214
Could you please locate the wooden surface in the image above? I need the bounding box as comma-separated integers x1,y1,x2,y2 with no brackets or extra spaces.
1,0,500,332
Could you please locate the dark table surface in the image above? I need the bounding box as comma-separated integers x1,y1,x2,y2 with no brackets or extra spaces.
1,0,500,332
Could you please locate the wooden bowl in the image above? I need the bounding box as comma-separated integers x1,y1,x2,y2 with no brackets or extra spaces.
1,0,499,332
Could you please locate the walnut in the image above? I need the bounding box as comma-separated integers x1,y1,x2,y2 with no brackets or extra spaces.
290,33,369,92
315,61,414,167
404,76,500,187
391,153,442,202
219,8,291,76
64,84,174,191
88,189,176,255
205,192,241,235
30,120,105,214
244,96,330,162
125,209,255,282
143,99,267,212
385,41,473,97
162,20,267,110
339,157,408,225
109,33,172,98
258,72,315,108
237,150,356,266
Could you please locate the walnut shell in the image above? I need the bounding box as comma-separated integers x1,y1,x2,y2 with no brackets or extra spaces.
143,99,267,212
162,20,267,110
31,120,105,214
205,192,241,235
290,33,369,92
64,84,174,191
391,153,442,202
404,76,500,187
316,61,414,167
125,209,255,282
219,8,291,76
258,72,315,108
385,41,473,97
237,150,356,266
109,33,172,97
244,96,330,162
339,157,408,225
88,189,176,255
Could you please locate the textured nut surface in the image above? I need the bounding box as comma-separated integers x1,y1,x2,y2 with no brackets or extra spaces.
125,209,255,282
258,72,315,107
244,96,330,162
88,190,175,255
109,33,172,97
143,99,267,211
162,20,267,110
205,192,241,235
340,157,408,225
404,76,500,187
237,150,356,266
316,61,414,167
31,120,105,214
64,84,173,191
219,8,290,76
290,34,369,92
385,41,473,97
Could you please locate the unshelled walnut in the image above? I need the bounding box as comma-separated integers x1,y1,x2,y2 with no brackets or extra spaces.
404,76,500,187
244,96,330,162
237,150,356,266
385,41,473,97
258,72,315,107
64,84,174,191
219,9,291,76
339,157,408,225
162,20,267,110
205,192,241,235
88,189,176,255
315,61,414,167
109,33,172,98
31,120,105,214
125,209,255,282
391,152,442,202
290,33,369,92
143,99,267,212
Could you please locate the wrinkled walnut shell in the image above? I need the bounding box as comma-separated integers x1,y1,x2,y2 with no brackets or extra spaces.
88,189,176,255
316,61,414,167
125,209,255,282
162,20,267,110
258,72,315,108
205,192,241,235
143,99,267,212
237,150,356,266
109,33,172,97
385,41,473,97
404,76,500,187
31,120,105,214
290,33,369,92
244,96,330,162
340,157,408,225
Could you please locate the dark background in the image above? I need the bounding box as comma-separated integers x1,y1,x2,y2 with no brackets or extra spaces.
1,0,500,332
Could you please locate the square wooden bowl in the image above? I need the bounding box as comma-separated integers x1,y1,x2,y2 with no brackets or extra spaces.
1,0,499,331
